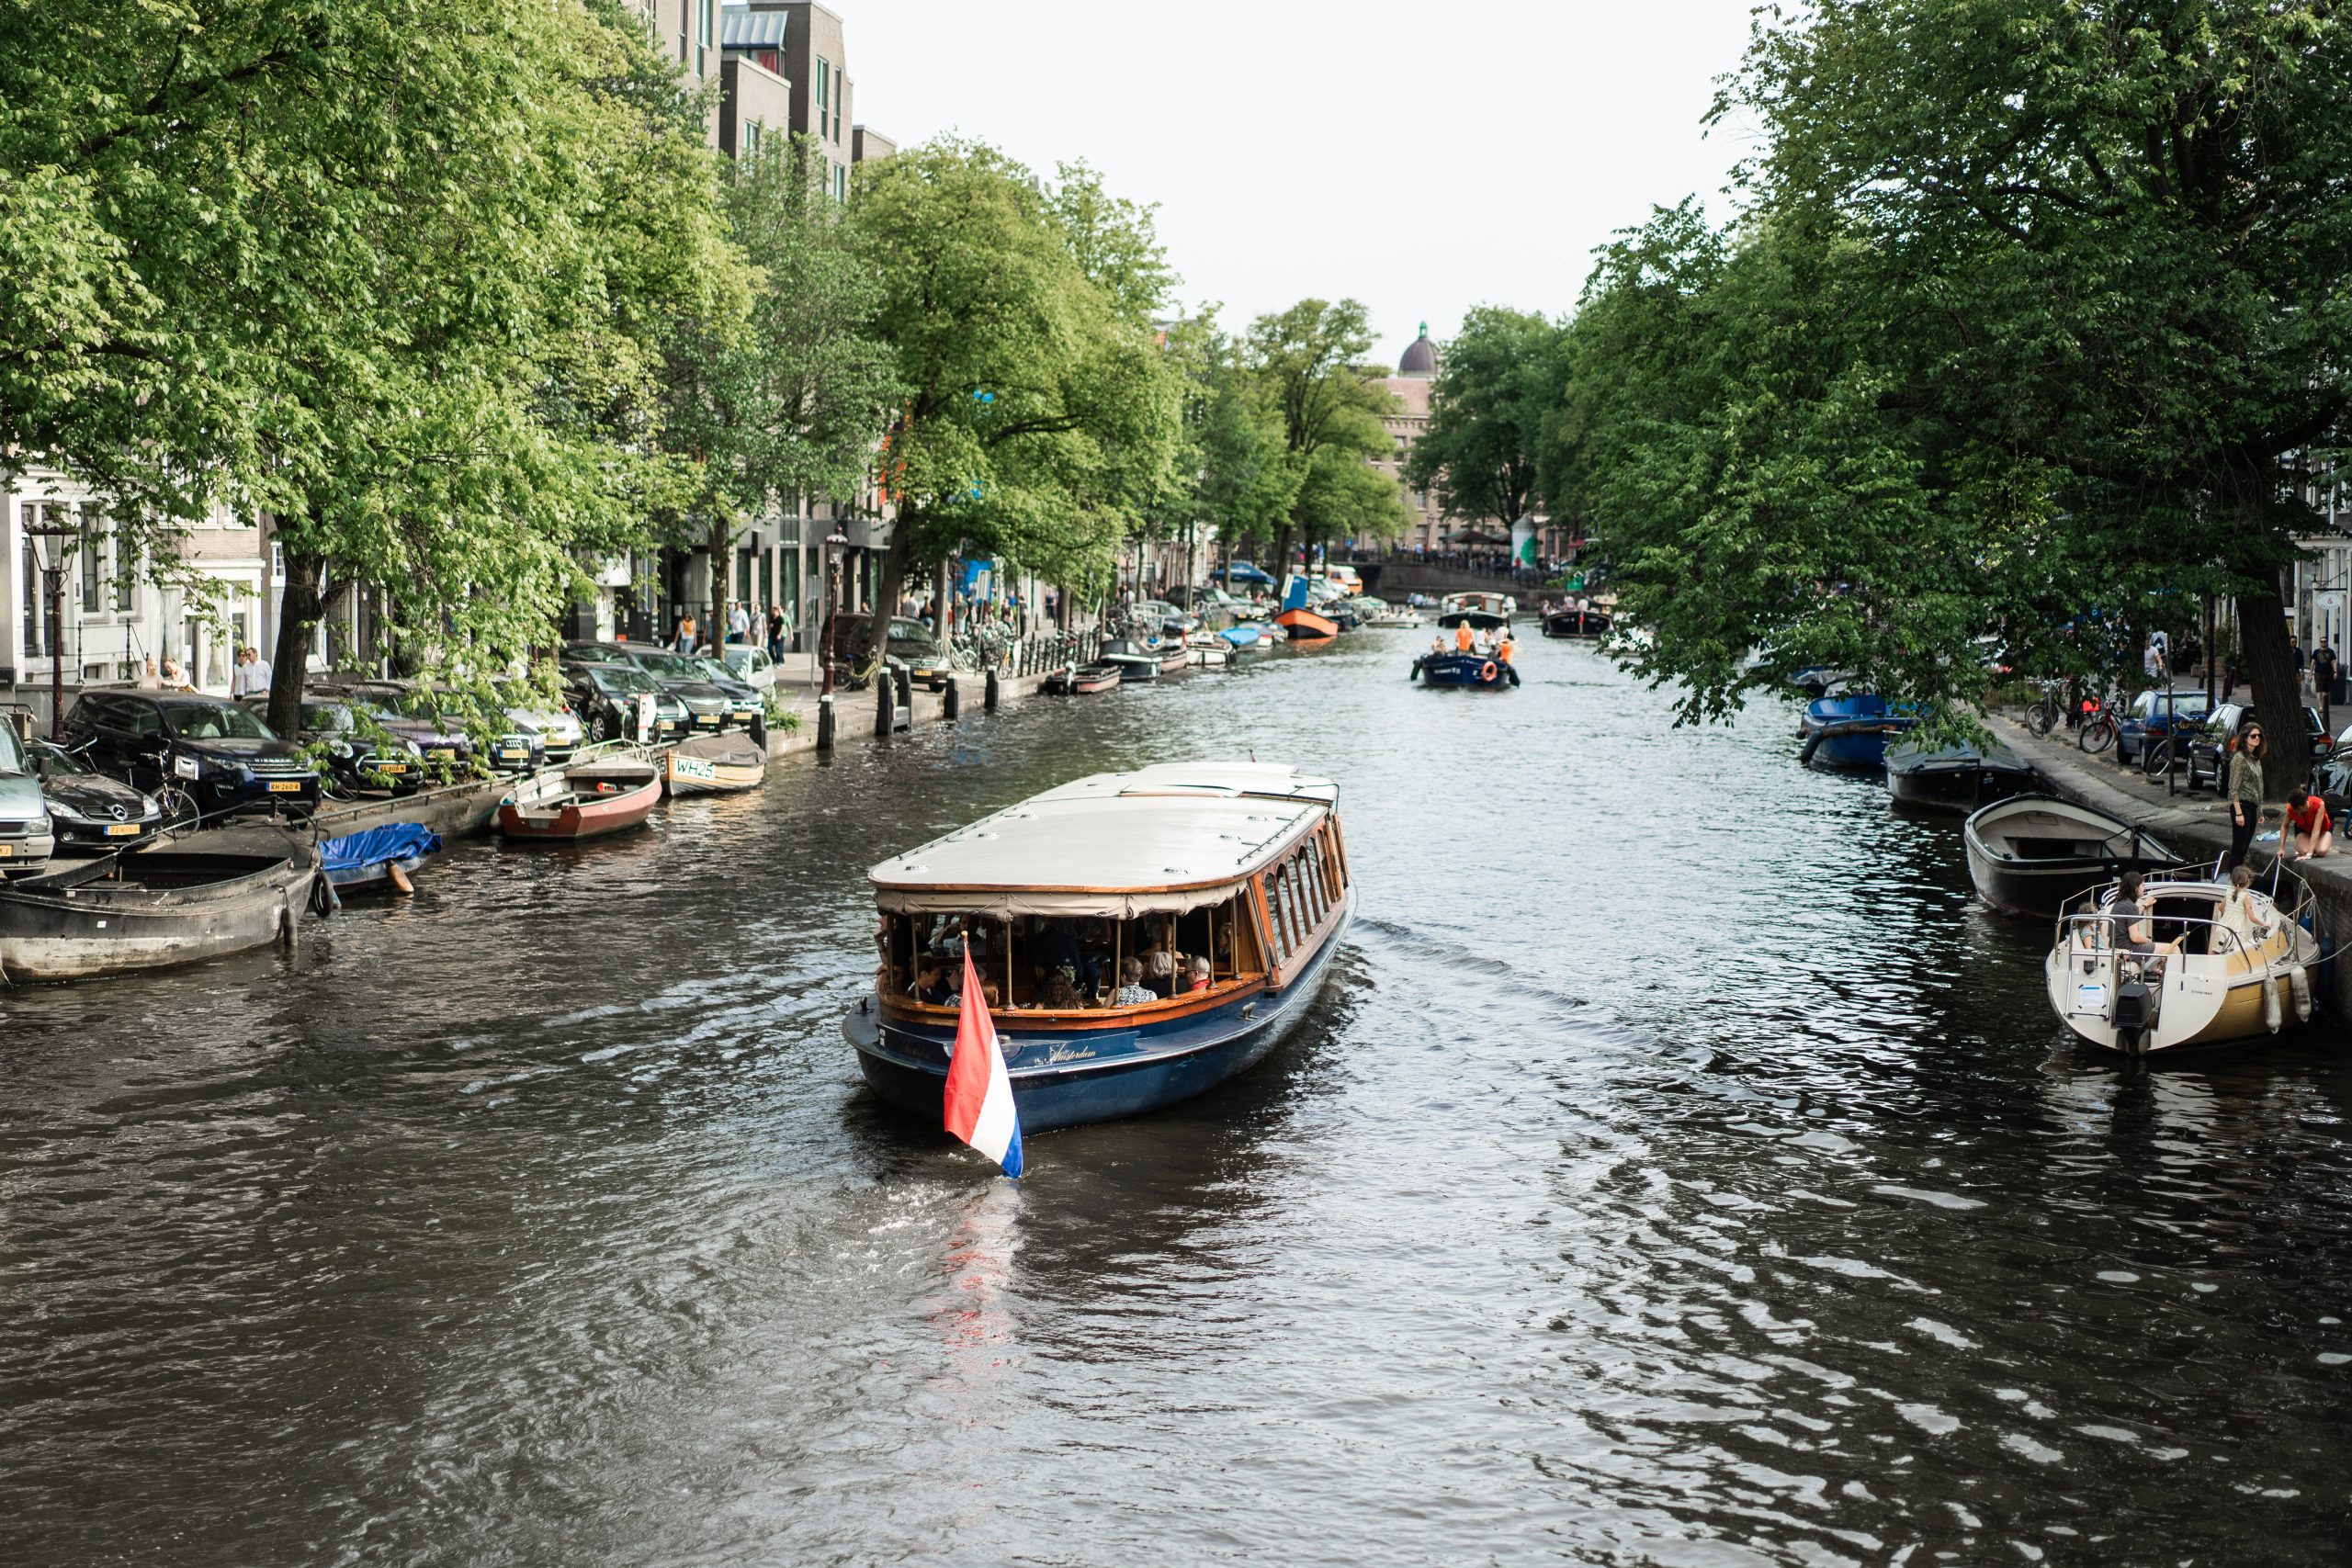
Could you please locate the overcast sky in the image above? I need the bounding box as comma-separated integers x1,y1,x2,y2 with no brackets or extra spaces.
848,0,1765,367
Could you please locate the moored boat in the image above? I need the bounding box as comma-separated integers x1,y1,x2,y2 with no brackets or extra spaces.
498,755,662,841
1883,739,2036,812
1441,591,1515,624
1045,662,1123,695
842,761,1354,1134
0,827,322,982
1798,694,1917,769
1096,638,1162,682
1360,597,1424,628
1962,794,2180,916
1186,633,1233,667
664,732,767,796
2046,868,2318,1055
321,821,440,894
1220,624,1268,653
1274,606,1338,641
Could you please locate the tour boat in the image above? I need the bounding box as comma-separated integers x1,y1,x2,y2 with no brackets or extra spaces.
497,756,662,841
1441,591,1515,624
2046,867,2319,1055
1413,612,1519,688
663,733,767,796
1883,739,2036,812
1797,693,1917,769
842,761,1355,1134
1962,794,2180,916
1361,599,1424,628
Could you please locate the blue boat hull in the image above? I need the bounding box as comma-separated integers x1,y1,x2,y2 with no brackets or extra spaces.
848,896,1352,1134
1810,730,1895,768
1413,652,1517,688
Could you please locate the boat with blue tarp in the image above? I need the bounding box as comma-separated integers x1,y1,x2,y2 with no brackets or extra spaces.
320,822,441,893
842,762,1354,1134
1798,694,1917,769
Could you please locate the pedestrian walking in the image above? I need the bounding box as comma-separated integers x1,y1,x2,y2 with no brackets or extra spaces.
766,603,787,661
673,614,697,654
2227,721,2268,870
2313,639,2339,728
2291,633,2307,694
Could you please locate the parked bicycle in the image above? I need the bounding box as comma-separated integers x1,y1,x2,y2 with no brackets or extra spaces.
2024,678,2070,737
2078,693,2120,754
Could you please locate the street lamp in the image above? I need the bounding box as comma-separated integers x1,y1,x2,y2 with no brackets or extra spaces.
23,517,74,739
819,524,849,750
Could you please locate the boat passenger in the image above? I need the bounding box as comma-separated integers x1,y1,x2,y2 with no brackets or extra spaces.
1454,620,1476,653
1041,968,1085,1010
2216,865,2276,955
1112,958,1155,1008
910,957,951,1006
2285,791,2334,860
1186,954,1212,993
2111,871,2185,967
1497,632,1515,665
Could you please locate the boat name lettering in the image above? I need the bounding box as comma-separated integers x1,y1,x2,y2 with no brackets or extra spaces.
1042,1043,1097,1065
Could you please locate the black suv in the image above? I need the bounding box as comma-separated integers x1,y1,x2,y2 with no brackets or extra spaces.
64,692,321,818
241,695,428,795
562,662,690,743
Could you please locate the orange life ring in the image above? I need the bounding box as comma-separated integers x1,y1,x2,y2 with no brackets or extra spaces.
1480,660,1498,682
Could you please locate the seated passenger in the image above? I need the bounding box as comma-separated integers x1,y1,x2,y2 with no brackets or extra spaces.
1140,932,1180,991
1185,954,1212,993
1112,957,1155,1008
910,958,951,1006
1042,968,1084,1010
2111,872,2184,966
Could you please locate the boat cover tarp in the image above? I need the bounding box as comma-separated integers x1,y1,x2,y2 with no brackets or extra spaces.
321,822,441,874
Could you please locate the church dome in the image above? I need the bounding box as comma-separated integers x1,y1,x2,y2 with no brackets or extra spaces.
1398,322,1437,377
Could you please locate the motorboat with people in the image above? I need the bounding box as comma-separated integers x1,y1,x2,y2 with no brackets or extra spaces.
842,761,1354,1134
1413,612,1520,688
1798,694,1917,769
2046,865,2319,1055
1883,739,2036,812
1962,794,2180,916
1542,601,1612,638
1359,597,1424,628
497,754,662,841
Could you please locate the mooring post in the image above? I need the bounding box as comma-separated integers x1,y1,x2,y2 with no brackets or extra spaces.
894,666,911,707
944,678,960,718
875,679,894,738
817,693,835,751
985,669,1001,711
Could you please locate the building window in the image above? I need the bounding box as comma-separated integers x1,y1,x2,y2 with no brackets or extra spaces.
834,163,847,202
744,120,762,155
80,509,103,614
815,59,829,136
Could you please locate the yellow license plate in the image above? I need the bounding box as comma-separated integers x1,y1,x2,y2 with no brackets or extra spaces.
499,748,526,760
266,780,304,794
105,824,141,837
0,845,13,857
428,748,456,760
377,763,407,774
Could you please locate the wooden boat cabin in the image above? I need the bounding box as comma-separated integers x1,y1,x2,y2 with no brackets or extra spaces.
846,761,1355,1132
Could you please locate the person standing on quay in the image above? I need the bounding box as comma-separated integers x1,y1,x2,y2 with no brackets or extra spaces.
2227,721,2269,869
2312,639,2338,729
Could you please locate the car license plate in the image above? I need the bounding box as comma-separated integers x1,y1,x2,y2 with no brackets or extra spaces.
105,824,141,837
377,762,407,775
499,747,526,761
428,748,456,760
0,845,12,858
267,780,304,794
733,709,756,723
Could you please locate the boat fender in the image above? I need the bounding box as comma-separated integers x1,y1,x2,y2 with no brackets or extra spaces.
279,900,300,953
2264,975,2284,1034
1480,660,1498,683
1408,659,1421,682
2290,963,2313,1022
311,873,341,918
1798,729,1826,765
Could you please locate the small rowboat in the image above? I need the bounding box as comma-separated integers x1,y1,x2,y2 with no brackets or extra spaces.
1157,643,1192,675
663,733,766,796
1273,607,1338,640
498,757,662,841
1963,795,2180,917
1045,662,1123,695
0,827,322,982
321,822,441,894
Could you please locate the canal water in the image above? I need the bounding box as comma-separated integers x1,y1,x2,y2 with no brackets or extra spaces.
5,633,2349,1567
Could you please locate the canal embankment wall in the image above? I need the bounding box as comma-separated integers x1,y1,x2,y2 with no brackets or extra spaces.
1989,713,2352,1019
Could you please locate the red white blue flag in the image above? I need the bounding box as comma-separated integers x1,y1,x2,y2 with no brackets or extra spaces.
944,943,1023,1177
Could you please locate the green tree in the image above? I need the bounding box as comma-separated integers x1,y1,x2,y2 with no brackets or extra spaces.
845,140,1180,647
1240,299,1402,581
1406,306,1566,533
661,134,903,660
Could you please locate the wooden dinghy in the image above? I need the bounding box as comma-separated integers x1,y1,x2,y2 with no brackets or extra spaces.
1045,662,1124,695
1963,794,2181,917
664,733,767,797
498,756,662,841
0,827,322,983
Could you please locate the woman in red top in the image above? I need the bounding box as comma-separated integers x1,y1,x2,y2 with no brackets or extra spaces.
2285,792,2334,861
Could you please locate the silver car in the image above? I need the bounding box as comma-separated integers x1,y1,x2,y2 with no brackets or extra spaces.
0,721,58,875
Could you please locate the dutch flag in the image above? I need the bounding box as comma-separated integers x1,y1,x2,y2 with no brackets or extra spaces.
944,942,1023,1178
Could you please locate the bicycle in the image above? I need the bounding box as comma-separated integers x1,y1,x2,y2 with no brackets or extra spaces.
2025,678,2068,737
2078,694,2120,754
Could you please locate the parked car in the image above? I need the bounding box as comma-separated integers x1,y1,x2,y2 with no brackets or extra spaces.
427,686,545,774
561,662,689,743
62,691,321,818
311,682,480,775
718,644,776,691
239,696,428,795
503,696,584,766
0,720,58,874
25,738,164,852
563,642,734,730
685,657,765,731
1135,600,1200,637
2184,702,2333,792
2115,687,2211,767
885,617,953,692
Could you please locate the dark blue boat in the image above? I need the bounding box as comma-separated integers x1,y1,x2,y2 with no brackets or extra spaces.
1798,694,1917,769
844,763,1353,1134
1413,611,1519,688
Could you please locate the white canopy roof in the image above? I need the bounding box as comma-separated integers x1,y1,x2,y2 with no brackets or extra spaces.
869,762,1340,917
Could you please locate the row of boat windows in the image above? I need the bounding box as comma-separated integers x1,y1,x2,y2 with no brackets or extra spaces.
881,899,1266,1012
1262,822,1347,966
